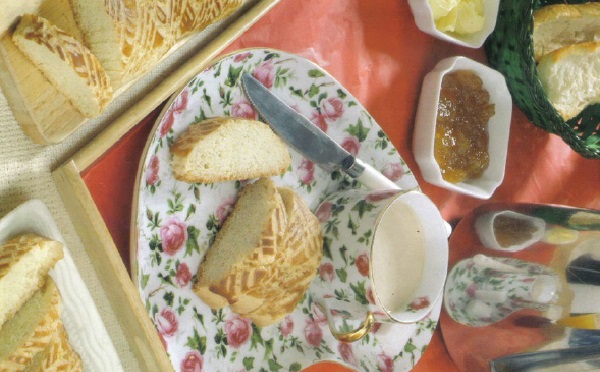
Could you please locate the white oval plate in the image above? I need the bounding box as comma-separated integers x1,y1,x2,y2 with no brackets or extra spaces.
132,48,440,372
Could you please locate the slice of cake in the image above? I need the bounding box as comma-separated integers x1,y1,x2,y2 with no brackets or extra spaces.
171,117,291,183
0,234,64,330
12,14,113,117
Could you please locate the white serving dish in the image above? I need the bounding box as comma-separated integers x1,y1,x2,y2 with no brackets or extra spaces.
412,56,512,199
0,200,123,371
407,0,499,48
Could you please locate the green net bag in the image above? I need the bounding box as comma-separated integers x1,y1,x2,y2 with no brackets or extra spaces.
484,0,600,159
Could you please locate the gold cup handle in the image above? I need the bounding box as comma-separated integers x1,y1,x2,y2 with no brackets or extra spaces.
328,311,376,343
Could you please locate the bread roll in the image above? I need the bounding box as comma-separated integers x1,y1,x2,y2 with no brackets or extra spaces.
171,117,291,184
533,3,600,61
193,178,288,309
537,41,600,120
11,14,113,118
0,234,63,331
69,0,243,87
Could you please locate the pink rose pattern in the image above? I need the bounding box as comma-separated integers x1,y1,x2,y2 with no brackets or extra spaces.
252,59,275,89
160,89,189,137
314,201,333,222
224,315,252,349
303,318,323,347
338,342,358,366
215,198,236,226
231,98,257,119
181,350,203,372
160,217,188,256
341,135,361,156
279,315,294,337
139,50,428,372
297,158,315,185
156,308,178,337
145,155,160,186
319,263,335,282
175,262,192,287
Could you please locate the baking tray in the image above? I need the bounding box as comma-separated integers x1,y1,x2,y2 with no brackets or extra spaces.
0,0,278,145
51,1,281,371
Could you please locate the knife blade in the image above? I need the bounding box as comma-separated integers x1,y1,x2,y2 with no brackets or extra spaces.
241,73,399,190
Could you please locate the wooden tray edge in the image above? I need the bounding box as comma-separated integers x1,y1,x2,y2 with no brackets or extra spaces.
52,161,173,372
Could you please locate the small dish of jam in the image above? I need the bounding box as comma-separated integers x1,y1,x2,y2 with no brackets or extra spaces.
413,56,512,199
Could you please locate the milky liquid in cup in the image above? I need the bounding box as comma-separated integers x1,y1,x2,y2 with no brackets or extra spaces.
372,201,426,314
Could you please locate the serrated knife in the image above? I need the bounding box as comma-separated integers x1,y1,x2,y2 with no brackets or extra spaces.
241,73,400,190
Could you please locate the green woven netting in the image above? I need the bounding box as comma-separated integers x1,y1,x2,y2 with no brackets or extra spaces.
484,0,600,158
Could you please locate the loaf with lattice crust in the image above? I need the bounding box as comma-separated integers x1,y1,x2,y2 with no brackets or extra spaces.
193,178,288,309
238,187,323,326
68,0,244,88
12,14,113,118
194,180,323,327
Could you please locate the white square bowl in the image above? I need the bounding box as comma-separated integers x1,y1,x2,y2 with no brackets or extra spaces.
407,0,500,48
412,56,512,199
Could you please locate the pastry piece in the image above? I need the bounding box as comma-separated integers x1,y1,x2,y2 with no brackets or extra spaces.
0,280,59,365
0,234,64,330
239,187,323,327
0,272,81,371
27,324,83,372
537,41,600,120
68,0,243,87
12,14,113,117
171,117,291,183
533,2,600,61
194,178,287,309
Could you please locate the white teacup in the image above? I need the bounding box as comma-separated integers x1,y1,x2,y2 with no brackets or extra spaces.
312,189,449,342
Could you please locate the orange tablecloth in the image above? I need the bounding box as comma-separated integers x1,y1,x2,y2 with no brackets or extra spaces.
83,0,600,371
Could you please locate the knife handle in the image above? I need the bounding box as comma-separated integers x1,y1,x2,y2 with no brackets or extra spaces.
354,158,401,190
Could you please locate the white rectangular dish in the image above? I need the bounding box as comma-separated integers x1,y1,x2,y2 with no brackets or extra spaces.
0,199,122,371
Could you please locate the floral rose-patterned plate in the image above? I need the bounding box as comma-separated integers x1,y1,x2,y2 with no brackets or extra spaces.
132,48,440,372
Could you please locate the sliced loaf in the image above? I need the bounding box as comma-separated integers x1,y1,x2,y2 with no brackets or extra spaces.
240,187,323,327
68,0,243,87
537,41,600,120
171,117,291,183
193,178,288,310
0,234,63,331
533,3,600,61
12,14,113,117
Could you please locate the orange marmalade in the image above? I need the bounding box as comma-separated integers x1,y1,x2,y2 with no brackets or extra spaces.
434,70,495,183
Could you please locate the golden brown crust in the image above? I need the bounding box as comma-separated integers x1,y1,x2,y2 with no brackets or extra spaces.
240,187,322,326
193,182,322,327
171,117,291,184
0,280,61,371
12,14,113,117
70,0,244,85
